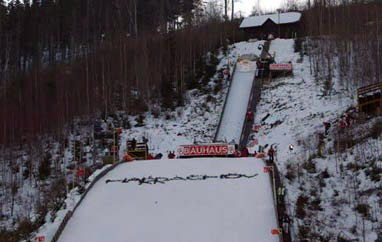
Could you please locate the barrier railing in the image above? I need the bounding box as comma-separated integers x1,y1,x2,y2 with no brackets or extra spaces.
238,41,269,150
50,161,124,242
214,61,238,142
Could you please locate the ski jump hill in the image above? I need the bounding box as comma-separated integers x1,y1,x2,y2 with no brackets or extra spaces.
57,40,279,242
215,43,262,144
59,158,278,242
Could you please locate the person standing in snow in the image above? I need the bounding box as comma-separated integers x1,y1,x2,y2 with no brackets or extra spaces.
168,151,175,159
268,145,275,163
241,147,249,157
277,186,286,204
323,121,331,136
131,138,137,150
142,136,148,144
246,111,254,122
282,214,290,234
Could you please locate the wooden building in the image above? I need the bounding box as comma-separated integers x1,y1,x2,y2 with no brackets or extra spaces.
240,12,302,39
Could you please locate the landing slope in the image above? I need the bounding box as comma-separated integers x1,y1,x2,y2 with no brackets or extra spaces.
59,158,278,242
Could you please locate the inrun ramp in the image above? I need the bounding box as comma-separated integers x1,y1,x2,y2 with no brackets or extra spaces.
58,158,278,242
216,60,257,143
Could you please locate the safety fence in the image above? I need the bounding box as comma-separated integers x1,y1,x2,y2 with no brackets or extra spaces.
50,161,124,242
213,61,238,142
265,160,293,242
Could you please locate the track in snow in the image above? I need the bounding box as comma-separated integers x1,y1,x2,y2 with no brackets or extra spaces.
59,158,278,242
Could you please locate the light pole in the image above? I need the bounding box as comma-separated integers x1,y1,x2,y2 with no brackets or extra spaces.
277,9,281,38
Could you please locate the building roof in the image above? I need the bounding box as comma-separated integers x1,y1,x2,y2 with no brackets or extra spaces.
240,12,302,28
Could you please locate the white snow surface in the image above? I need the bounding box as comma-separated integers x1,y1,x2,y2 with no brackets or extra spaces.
32,165,112,242
32,41,268,241
246,39,379,240
216,61,255,143
216,40,264,143
240,12,302,28
59,158,278,242
269,39,295,64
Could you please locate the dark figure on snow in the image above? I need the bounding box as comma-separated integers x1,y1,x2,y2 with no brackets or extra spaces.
131,138,137,150
282,214,290,234
268,146,275,163
155,153,163,159
246,111,254,122
253,150,257,157
277,186,286,204
323,121,331,136
241,147,249,157
168,151,175,159
345,114,351,127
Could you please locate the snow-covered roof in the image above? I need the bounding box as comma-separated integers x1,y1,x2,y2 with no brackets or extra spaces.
240,12,302,28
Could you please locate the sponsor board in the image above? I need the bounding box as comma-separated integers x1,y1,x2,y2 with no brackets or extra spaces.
270,63,292,71
36,236,45,242
271,228,282,235
177,144,235,157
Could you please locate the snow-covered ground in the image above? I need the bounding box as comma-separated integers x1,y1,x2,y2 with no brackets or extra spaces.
59,158,278,242
31,37,382,242
33,165,112,242
269,39,296,64
247,39,381,240
31,40,268,241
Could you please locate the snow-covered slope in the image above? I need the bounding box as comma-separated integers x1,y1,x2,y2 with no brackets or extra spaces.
247,39,381,240
270,39,295,63
59,158,278,242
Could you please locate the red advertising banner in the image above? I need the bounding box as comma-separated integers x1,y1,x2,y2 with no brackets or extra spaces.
252,124,261,132
177,144,235,157
36,236,45,242
270,63,292,71
264,166,273,173
271,228,282,235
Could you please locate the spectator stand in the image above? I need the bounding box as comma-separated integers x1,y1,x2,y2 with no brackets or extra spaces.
126,140,148,160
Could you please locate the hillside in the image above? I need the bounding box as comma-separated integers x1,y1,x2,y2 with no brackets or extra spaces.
250,39,382,241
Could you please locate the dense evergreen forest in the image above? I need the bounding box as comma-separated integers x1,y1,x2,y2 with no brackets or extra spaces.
0,0,243,148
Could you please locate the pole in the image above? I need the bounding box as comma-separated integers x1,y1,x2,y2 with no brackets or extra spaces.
272,167,277,204
113,129,115,165
278,10,281,38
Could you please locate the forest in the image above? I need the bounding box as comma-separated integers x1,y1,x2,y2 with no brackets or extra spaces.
0,0,244,240
1,0,382,241
0,0,243,148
